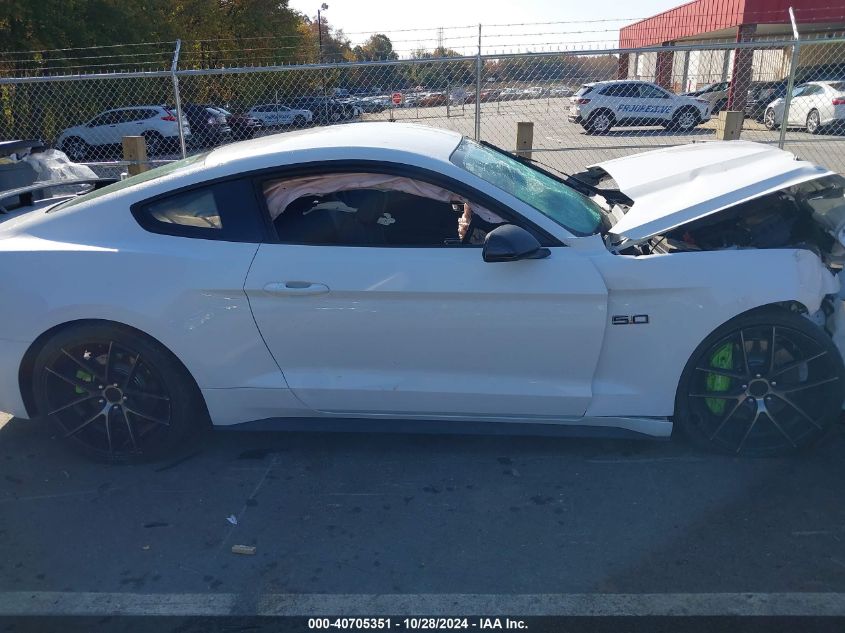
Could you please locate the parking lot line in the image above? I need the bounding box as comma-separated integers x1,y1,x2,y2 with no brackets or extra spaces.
2,592,845,617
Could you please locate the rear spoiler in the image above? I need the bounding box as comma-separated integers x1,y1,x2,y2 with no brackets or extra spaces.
0,178,117,213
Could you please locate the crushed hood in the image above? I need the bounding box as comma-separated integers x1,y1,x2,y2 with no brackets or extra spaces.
596,141,833,243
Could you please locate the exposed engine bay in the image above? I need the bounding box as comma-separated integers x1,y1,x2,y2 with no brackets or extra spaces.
634,177,845,266
580,171,845,270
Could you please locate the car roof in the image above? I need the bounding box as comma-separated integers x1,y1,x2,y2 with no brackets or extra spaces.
204,122,464,170
589,79,655,86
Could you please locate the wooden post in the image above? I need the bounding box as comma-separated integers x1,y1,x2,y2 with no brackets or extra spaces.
122,136,149,176
516,121,534,160
715,111,743,140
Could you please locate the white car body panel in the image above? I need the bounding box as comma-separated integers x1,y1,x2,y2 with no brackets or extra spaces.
594,141,832,242
245,245,607,418
0,123,840,438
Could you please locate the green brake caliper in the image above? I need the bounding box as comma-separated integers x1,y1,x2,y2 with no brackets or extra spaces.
705,342,733,415
75,370,93,395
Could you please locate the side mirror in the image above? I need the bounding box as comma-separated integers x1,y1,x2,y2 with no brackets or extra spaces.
482,224,551,263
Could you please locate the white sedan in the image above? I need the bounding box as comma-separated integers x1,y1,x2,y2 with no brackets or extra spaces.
1,123,843,461
764,81,845,133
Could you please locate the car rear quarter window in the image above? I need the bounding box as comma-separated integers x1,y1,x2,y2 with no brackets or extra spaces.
131,178,266,242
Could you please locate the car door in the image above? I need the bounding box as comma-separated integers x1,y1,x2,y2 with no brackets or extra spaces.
118,108,149,138
636,83,675,122
243,167,609,419
84,111,121,146
275,106,294,125
794,84,824,126
786,84,811,125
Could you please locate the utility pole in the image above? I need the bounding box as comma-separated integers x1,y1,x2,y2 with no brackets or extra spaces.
317,3,328,63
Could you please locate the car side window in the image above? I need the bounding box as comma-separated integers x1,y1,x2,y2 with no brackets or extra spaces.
132,179,266,242
118,109,142,123
601,84,636,98
639,84,669,98
89,111,118,126
262,173,507,247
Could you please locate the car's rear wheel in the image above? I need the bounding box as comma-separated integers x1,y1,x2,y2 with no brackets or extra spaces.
585,110,614,134
32,323,207,462
764,108,779,130
61,137,89,162
675,308,845,456
142,131,165,156
807,109,821,134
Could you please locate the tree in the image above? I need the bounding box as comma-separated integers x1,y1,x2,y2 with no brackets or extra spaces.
352,34,397,62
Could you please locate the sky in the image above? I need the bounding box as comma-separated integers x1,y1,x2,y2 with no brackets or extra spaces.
286,0,685,55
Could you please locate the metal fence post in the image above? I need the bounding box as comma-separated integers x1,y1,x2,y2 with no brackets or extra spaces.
171,39,187,158
474,24,482,140
779,7,800,149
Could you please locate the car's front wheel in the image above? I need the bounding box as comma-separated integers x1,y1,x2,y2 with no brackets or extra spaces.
669,108,700,132
32,322,208,462
675,308,844,456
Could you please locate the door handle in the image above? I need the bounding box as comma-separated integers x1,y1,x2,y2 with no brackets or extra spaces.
263,281,330,296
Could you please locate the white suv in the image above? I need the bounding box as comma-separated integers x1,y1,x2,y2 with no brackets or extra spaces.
568,80,711,134
58,106,190,160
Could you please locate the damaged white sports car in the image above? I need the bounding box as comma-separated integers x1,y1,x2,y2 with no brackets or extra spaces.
1,122,843,460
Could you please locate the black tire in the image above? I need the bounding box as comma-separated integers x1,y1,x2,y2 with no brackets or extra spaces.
675,307,845,457
807,109,822,135
668,107,700,132
142,131,165,156
584,109,614,134
293,115,307,128
32,322,208,463
61,136,89,162
764,107,779,130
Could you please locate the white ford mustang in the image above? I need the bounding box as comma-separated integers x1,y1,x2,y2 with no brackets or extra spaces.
1,122,844,461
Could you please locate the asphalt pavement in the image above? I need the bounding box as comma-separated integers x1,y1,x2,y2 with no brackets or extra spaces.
2,411,845,617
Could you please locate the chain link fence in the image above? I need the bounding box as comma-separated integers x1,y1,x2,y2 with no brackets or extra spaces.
2,34,845,178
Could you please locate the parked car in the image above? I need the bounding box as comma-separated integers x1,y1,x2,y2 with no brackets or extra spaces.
181,103,231,147
549,86,575,98
418,92,448,107
763,81,845,134
3,123,845,461
57,106,190,161
356,96,388,113
746,80,788,120
215,107,262,141
283,97,349,123
499,87,523,101
747,65,845,121
247,104,313,128
569,80,711,133
478,89,500,102
522,86,546,98
683,81,730,114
